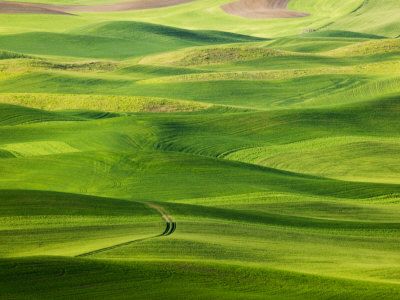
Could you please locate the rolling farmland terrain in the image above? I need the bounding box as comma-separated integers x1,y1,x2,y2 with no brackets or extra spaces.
0,0,399,298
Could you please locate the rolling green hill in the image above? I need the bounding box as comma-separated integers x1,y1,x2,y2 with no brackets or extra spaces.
0,0,399,298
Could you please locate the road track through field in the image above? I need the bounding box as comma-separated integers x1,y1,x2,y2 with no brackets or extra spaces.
76,202,175,257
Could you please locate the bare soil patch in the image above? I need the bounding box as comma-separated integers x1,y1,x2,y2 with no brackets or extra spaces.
0,0,197,14
221,0,309,19
0,1,70,14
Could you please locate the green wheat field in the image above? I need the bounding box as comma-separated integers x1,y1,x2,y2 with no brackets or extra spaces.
0,0,400,298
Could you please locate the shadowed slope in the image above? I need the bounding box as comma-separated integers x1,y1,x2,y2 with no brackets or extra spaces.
2,258,400,299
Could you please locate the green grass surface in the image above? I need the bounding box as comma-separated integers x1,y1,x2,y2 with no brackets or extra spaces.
0,93,213,113
3,258,400,300
0,23,262,60
0,0,399,298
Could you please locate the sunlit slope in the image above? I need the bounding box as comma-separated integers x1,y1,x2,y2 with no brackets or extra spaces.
1,69,398,110
72,20,263,43
1,36,398,110
0,0,399,298
93,201,400,282
0,21,263,60
91,0,365,38
325,0,400,38
1,99,400,194
0,37,399,185
0,94,213,113
71,0,398,38
0,190,163,257
0,103,82,125
0,0,398,39
1,103,400,286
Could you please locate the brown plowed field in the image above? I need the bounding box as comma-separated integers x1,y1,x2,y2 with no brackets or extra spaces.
221,0,309,19
0,0,197,14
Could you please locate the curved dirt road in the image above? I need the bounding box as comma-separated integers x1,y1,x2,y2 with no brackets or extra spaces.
76,202,175,257
222,0,309,19
146,202,176,236
0,0,197,14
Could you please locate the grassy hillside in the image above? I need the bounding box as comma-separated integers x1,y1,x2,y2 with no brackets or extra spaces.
3,258,400,299
0,0,399,298
0,22,263,60
2,0,399,38
326,0,400,37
